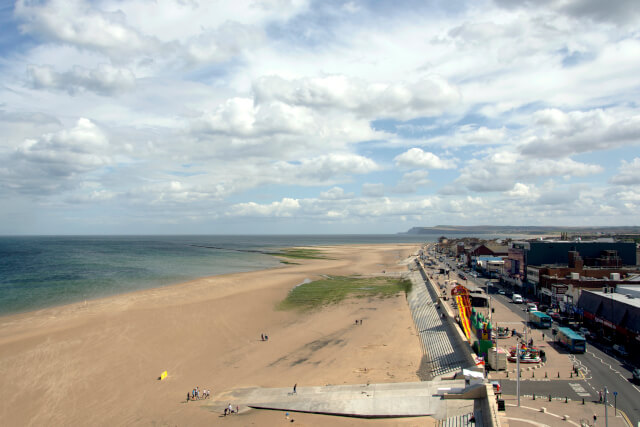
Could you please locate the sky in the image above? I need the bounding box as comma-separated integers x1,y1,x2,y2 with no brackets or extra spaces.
0,0,639,235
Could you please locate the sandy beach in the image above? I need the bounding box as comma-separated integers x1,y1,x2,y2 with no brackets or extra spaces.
0,244,424,426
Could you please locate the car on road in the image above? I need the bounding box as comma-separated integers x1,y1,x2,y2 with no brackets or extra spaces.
511,294,523,304
632,368,640,383
548,312,561,322
525,303,538,312
498,289,505,295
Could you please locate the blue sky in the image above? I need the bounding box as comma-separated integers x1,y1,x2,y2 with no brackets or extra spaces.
0,0,639,234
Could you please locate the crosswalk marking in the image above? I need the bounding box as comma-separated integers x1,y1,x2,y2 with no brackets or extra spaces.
569,382,591,397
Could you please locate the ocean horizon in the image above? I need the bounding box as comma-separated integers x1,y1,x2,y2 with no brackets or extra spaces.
0,233,519,317
0,234,441,317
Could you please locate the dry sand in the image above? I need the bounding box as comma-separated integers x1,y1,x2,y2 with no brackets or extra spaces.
0,244,425,426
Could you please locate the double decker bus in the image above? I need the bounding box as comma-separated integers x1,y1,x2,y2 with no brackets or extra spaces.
556,327,586,353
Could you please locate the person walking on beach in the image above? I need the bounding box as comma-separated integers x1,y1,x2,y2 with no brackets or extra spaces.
261,333,264,341
228,403,234,414
293,384,297,394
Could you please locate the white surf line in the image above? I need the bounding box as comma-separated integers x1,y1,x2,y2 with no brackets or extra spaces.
586,350,640,394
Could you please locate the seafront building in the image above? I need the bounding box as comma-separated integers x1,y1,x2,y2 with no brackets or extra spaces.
435,236,640,359
578,289,640,362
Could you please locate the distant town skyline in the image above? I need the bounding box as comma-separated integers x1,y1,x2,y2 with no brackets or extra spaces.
1,1,639,235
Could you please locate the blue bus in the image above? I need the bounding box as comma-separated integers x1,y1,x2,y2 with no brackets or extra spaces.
556,327,586,353
528,311,552,328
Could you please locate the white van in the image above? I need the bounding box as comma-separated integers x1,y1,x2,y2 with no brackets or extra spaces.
512,294,523,304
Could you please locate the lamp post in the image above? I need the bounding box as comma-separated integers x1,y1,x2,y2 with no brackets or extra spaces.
604,386,608,427
516,337,521,407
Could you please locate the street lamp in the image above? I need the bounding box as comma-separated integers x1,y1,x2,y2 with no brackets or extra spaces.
516,337,521,407
604,386,608,427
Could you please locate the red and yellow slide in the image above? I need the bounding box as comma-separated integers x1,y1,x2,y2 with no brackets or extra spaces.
452,284,472,340
456,295,472,339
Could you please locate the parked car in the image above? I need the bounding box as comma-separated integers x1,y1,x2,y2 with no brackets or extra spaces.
632,368,640,383
613,344,629,357
577,327,594,340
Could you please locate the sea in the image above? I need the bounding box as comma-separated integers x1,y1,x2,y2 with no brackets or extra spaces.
0,234,443,317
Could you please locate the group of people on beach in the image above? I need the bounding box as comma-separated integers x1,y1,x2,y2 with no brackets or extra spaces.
354,319,363,325
223,403,239,416
187,386,210,401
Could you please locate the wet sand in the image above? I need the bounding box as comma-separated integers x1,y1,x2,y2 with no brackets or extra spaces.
0,244,423,426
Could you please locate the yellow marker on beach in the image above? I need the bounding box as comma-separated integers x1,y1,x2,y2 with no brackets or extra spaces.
160,371,168,380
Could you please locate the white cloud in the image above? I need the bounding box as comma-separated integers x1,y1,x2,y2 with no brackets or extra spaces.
1,118,112,195
2,0,640,231
253,74,460,120
15,0,159,62
15,118,110,176
362,183,385,197
286,153,379,182
493,0,640,25
609,158,640,185
182,21,265,64
456,151,602,192
27,64,135,95
192,97,314,138
520,108,640,158
505,183,538,198
394,170,430,194
230,197,301,217
394,148,456,169
319,187,353,200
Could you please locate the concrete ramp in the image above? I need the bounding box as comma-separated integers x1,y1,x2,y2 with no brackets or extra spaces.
211,380,469,419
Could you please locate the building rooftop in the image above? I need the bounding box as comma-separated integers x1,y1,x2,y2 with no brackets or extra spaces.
587,290,640,309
